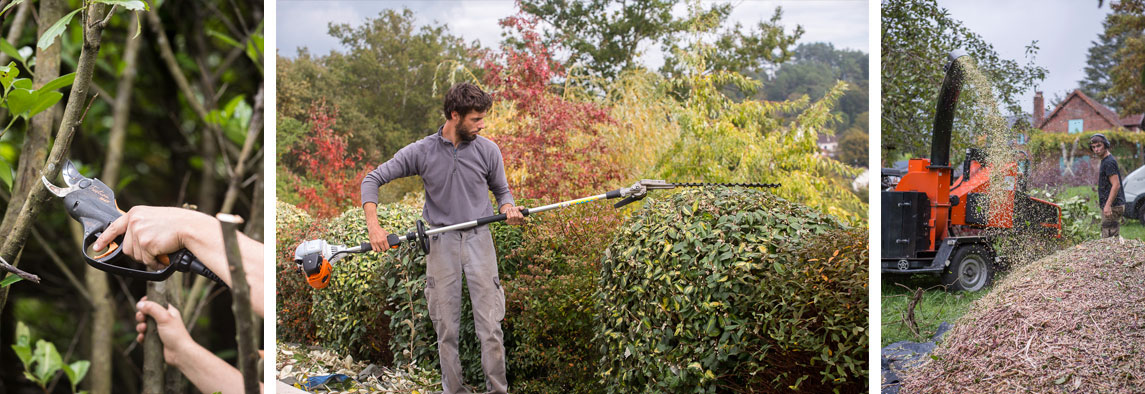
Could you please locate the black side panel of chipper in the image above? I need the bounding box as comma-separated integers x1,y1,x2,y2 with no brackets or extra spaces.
1016,194,1060,229
965,193,988,225
882,191,931,259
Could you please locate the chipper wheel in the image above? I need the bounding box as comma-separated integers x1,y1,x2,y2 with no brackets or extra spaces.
941,244,994,292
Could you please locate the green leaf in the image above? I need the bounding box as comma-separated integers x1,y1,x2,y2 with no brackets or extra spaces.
6,88,35,118
207,28,241,48
12,78,32,90
0,61,17,91
92,0,149,11
0,40,25,65
32,339,63,384
1,0,25,16
29,91,62,116
1,273,23,287
0,156,13,190
38,8,83,50
11,321,32,366
65,360,90,391
38,72,75,93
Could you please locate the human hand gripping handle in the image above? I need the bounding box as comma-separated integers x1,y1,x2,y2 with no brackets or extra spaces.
90,207,225,285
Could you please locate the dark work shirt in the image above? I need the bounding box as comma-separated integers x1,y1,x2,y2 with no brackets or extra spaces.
361,127,515,227
1098,155,1126,208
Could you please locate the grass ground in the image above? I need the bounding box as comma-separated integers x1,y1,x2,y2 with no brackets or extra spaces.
880,276,990,347
881,185,1145,348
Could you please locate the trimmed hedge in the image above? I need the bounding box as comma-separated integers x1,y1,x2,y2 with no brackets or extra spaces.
595,188,867,393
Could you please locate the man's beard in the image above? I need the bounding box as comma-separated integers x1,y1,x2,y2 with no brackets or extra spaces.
458,123,478,142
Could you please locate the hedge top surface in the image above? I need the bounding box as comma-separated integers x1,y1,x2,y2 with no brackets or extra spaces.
902,237,1145,393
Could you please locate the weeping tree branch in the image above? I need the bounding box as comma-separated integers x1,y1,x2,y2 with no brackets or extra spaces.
0,3,111,313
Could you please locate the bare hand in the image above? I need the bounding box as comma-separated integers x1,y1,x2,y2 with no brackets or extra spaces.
92,206,211,269
368,225,391,252
135,296,191,365
503,204,526,226
1104,206,1113,217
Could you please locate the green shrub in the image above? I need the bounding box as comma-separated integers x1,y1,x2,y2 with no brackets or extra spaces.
276,201,319,343
595,188,867,393
307,203,426,364
500,204,625,393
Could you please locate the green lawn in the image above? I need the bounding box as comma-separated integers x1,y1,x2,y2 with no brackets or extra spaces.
880,275,990,347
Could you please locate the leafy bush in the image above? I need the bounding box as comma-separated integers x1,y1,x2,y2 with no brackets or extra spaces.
306,204,425,364
499,204,626,393
595,188,866,393
275,201,320,344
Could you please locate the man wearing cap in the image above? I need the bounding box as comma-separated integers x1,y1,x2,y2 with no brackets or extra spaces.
1090,133,1125,238
360,82,523,394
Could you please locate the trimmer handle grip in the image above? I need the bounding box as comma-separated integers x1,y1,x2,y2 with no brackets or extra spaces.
475,208,531,226
360,242,373,252
386,234,401,249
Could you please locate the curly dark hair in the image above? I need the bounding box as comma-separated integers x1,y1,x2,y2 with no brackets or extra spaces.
442,82,492,120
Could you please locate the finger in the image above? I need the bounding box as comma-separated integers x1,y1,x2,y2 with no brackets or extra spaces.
136,322,147,334
92,216,128,252
136,300,171,324
136,333,144,344
135,310,145,324
167,304,183,321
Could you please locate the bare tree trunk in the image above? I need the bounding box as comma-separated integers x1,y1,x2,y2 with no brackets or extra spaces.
219,214,259,394
244,174,263,241
0,0,62,252
0,0,31,65
82,11,144,394
141,282,167,394
0,3,111,314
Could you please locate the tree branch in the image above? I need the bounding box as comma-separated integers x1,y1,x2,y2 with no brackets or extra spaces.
0,256,40,283
0,3,111,313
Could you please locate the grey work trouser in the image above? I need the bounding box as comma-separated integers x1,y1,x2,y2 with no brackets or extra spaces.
424,225,507,394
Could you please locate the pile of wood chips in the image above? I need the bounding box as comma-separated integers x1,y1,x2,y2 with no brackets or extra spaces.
902,237,1145,393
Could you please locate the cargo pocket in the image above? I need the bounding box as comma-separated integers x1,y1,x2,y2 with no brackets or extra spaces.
493,277,505,322
425,276,439,322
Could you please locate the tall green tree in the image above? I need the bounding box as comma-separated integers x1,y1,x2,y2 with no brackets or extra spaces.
1079,17,1125,110
277,8,480,164
518,0,801,79
882,0,1046,160
1107,0,1145,115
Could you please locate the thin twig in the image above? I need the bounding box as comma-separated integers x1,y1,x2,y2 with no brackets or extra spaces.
0,256,40,283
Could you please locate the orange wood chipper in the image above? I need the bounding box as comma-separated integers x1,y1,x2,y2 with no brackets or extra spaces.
881,51,1062,291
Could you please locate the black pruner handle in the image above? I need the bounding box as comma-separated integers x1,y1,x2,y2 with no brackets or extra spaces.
613,195,644,208
386,234,401,250
475,207,531,226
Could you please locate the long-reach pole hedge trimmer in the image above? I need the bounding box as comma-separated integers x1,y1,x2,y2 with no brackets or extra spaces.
294,179,778,289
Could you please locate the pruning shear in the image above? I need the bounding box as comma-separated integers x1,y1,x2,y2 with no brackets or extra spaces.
41,160,225,286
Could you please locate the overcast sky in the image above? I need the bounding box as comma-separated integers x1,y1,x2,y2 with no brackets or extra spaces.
277,0,870,70
937,0,1114,115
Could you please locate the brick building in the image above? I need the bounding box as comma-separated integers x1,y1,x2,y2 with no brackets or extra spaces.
1034,89,1144,133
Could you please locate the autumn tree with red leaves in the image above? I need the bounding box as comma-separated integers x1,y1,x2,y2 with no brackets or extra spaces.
480,14,626,202
287,101,368,218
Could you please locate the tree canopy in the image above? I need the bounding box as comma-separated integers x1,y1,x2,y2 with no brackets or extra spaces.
882,0,1046,161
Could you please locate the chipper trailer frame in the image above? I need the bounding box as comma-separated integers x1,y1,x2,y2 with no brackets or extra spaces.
881,51,1062,292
